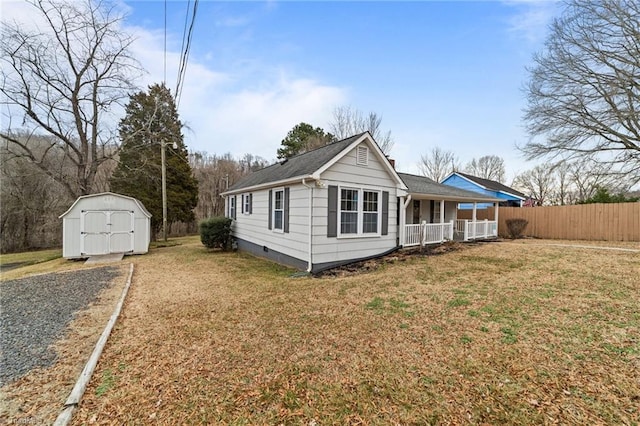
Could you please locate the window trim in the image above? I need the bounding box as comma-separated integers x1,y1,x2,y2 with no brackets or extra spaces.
229,196,236,219
272,187,285,233
337,186,382,238
243,193,251,215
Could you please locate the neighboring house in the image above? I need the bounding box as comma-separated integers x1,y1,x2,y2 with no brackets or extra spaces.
441,171,527,208
221,133,500,273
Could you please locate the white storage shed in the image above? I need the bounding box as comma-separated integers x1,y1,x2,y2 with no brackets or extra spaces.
60,192,152,259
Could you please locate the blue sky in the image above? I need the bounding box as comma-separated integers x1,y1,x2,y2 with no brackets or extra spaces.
4,0,561,181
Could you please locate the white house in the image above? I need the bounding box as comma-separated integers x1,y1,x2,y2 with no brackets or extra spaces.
221,132,500,273
59,192,151,259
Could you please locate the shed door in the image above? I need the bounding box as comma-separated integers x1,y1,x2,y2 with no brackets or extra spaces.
81,210,134,255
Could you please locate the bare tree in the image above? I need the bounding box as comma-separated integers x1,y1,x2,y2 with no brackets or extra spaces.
553,161,573,205
0,0,142,198
513,165,556,206
0,138,73,252
190,152,251,220
567,156,633,203
419,147,459,182
464,155,506,182
521,0,640,186
330,106,394,154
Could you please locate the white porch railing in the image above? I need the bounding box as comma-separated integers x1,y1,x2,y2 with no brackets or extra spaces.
402,221,454,247
454,219,498,241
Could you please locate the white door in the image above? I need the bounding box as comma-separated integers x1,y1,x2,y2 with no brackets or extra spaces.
81,210,134,255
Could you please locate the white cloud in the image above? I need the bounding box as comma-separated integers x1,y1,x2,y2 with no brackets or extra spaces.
2,0,348,161
127,24,346,160
186,76,346,159
504,0,560,44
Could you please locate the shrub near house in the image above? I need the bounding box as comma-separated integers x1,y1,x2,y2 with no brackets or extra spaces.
200,217,232,250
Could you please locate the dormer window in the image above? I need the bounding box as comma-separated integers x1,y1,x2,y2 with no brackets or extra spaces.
356,145,369,166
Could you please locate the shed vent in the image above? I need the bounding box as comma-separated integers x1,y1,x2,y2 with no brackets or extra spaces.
356,146,369,166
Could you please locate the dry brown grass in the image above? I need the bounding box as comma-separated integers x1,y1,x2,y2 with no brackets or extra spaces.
57,237,640,425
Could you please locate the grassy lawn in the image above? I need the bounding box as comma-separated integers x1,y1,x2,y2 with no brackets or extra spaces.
6,237,636,424
61,237,639,424
0,248,61,268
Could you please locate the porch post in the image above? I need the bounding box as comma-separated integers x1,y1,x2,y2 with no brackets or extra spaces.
472,202,477,239
439,199,445,241
399,196,406,247
494,202,499,237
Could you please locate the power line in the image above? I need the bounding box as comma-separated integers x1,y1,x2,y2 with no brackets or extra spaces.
175,0,199,108
163,0,167,85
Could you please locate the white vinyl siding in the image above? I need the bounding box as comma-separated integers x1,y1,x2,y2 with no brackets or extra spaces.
229,185,308,262
314,142,398,265
227,139,401,269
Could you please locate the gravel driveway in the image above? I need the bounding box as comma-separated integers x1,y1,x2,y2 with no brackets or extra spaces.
0,266,122,386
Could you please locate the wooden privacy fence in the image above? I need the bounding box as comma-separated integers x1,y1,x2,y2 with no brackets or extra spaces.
476,203,640,241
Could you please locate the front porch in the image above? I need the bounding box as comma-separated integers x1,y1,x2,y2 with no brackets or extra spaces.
398,197,499,248
401,219,498,247
395,172,502,249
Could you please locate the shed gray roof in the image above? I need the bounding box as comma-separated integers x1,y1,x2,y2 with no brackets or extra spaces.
226,133,367,192
454,172,526,199
398,173,500,202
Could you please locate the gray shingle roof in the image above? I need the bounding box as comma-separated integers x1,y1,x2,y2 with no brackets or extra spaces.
398,172,500,201
455,172,526,199
225,133,366,192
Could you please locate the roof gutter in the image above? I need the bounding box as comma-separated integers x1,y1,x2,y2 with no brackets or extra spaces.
221,175,313,196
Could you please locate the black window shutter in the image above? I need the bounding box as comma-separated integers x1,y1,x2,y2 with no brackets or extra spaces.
241,194,244,214
382,191,389,235
327,185,338,237
249,193,253,214
268,190,272,229
233,196,237,219
284,187,290,233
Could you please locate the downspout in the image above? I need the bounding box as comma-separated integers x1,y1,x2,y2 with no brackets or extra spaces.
301,178,314,273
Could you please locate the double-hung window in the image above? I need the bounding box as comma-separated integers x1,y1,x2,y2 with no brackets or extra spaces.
229,196,236,219
242,193,252,215
362,191,379,233
340,189,358,234
339,188,380,236
273,189,284,231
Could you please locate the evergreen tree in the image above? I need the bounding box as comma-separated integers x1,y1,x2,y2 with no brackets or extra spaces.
277,122,336,159
110,83,198,235
580,187,639,204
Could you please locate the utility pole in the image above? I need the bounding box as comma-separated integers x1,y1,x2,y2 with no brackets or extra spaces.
161,138,178,242
161,139,168,242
